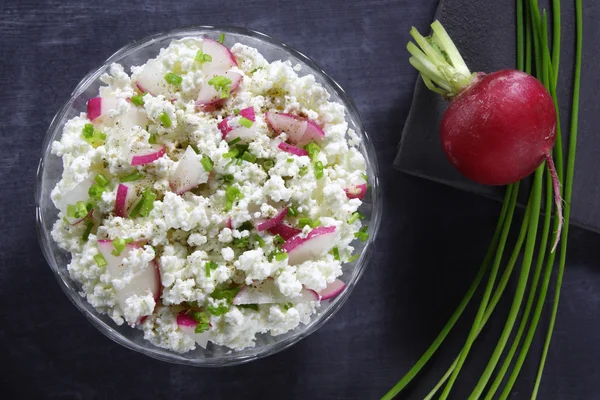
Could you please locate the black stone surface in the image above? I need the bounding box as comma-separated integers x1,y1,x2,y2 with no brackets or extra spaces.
1,0,599,399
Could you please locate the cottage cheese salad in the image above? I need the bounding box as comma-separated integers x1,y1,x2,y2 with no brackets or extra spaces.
50,35,369,353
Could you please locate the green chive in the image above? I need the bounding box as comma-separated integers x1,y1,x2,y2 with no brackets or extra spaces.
130,95,145,106
354,226,369,242
233,108,240,116
66,204,77,218
195,50,212,64
201,156,213,172
347,253,360,263
88,184,105,199
228,137,242,146
348,211,365,224
94,174,110,187
273,234,284,247
253,234,265,247
283,302,294,310
111,237,132,256
223,174,234,183
120,171,142,182
310,219,321,228
241,152,257,163
239,117,253,128
239,221,253,231
138,188,156,217
148,132,157,144
262,159,274,171
298,166,308,175
158,112,172,128
75,201,88,218
94,253,107,267
207,304,229,316
205,261,218,277
239,304,259,311
207,75,232,99
223,148,240,159
275,252,288,261
212,287,240,303
82,221,94,241
164,72,183,86
304,142,320,160
332,247,340,261
314,161,324,179
82,124,95,138
298,217,312,228
288,207,298,217
218,33,225,43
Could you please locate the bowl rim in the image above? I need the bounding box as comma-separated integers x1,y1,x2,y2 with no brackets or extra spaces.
35,25,382,367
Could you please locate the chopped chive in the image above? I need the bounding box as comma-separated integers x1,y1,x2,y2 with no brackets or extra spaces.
223,148,240,159
241,152,257,163
239,117,253,128
208,75,232,99
310,219,321,228
212,287,241,303
190,144,200,154
262,159,274,171
224,199,233,211
275,252,288,261
233,108,240,116
94,174,110,187
273,234,285,247
94,253,107,267
158,112,172,128
228,137,242,146
88,184,105,199
120,171,142,182
288,206,298,217
201,155,213,172
82,221,94,241
253,234,265,247
232,236,249,249
195,50,212,64
75,201,88,218
218,33,225,43
283,302,294,310
223,174,235,183
304,142,320,160
348,211,365,224
137,188,156,217
332,247,340,261
314,161,324,179
298,217,312,228
111,237,132,256
164,72,183,86
192,311,210,333
287,158,293,163
239,221,253,231
148,132,156,144
207,304,229,316
205,261,218,277
347,253,360,263
298,166,308,175
82,124,94,138
130,95,145,106
354,225,369,242
66,204,76,218
239,304,259,311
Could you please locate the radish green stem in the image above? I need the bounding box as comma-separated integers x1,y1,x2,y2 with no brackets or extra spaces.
551,0,561,87
468,166,544,399
424,195,533,400
438,185,521,400
380,184,515,400
533,0,582,396
517,0,524,70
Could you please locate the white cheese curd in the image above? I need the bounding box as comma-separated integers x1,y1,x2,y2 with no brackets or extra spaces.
50,37,368,353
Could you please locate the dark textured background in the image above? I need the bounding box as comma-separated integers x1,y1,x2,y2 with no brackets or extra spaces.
1,0,599,399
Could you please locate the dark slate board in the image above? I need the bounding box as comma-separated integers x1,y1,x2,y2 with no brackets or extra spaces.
2,0,600,399
395,0,600,234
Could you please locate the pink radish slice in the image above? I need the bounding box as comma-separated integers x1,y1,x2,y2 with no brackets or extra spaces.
115,184,129,217
344,183,367,200
87,96,118,122
238,107,255,121
177,311,210,349
256,208,288,232
267,224,302,241
296,120,326,147
169,146,209,194
130,144,166,166
318,279,346,300
201,38,238,74
282,226,337,265
278,142,308,157
233,279,318,305
265,112,307,144
218,116,234,138
226,218,233,229
196,71,242,106
97,241,160,324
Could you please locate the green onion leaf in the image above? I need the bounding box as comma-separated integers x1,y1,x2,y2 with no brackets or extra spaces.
253,234,265,247
262,159,274,171
241,152,257,163
273,234,285,247
164,72,183,86
66,204,77,218
275,252,288,261
348,211,365,224
314,161,324,179
82,221,94,241
239,221,253,231
207,75,232,99
201,155,213,172
94,253,107,267
228,137,242,146
283,302,294,310
130,95,145,106
120,171,142,182
298,166,308,176
239,304,259,311
82,124,95,138
212,287,240,303
233,108,240,116
223,147,240,159
332,247,340,261
88,184,105,199
347,253,360,263
298,217,312,228
288,206,298,217
304,142,320,161
207,304,229,316
111,237,132,256
158,112,172,128
148,132,157,144
218,33,225,43
239,117,253,128
354,226,369,242
94,174,110,187
222,174,235,183
195,50,212,64
205,261,218,277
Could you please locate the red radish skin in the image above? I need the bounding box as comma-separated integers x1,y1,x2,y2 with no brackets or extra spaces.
282,226,337,265
196,71,242,106
256,208,288,232
297,120,325,147
115,184,129,217
176,312,198,328
278,142,309,157
267,224,302,240
441,70,556,186
238,107,255,121
319,279,346,300
344,183,367,200
130,145,166,166
265,112,308,143
87,97,102,121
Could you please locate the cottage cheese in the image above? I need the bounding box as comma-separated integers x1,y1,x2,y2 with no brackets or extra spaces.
50,36,368,353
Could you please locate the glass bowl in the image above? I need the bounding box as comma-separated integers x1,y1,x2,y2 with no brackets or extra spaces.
35,26,382,366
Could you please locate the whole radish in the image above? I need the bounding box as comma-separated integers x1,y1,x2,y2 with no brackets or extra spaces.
407,21,562,249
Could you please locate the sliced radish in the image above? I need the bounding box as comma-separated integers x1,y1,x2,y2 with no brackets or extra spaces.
238,107,255,121
282,226,337,265
130,144,166,166
233,279,318,305
318,279,346,301
296,120,326,147
87,96,118,122
267,224,302,241
134,59,171,97
256,208,288,232
217,116,234,138
344,183,367,200
201,38,238,74
97,241,160,323
196,71,242,106
265,112,307,143
169,146,209,194
177,312,210,349
114,182,141,217
56,176,95,223
278,142,308,157
226,217,233,229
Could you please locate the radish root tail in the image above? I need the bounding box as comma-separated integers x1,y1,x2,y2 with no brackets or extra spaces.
545,154,563,252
